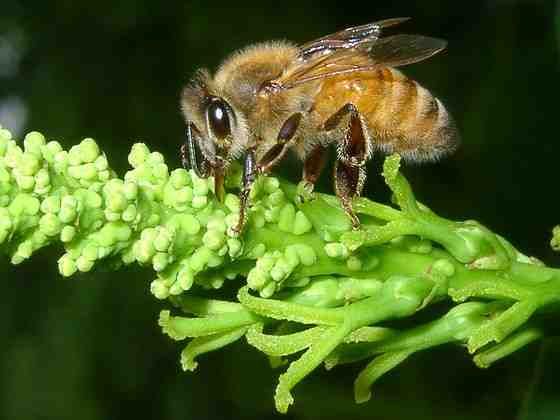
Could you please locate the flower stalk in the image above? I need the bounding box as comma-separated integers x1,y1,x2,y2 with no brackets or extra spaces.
1,126,559,413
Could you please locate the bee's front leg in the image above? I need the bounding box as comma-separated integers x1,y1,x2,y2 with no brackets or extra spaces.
233,149,258,234
324,103,371,229
234,113,303,234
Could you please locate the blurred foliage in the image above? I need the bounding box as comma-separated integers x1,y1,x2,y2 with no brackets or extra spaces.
0,0,559,419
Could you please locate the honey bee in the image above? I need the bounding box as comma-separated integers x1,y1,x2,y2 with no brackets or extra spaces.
180,18,459,232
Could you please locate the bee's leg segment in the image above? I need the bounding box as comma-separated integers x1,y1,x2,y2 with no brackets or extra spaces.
180,130,190,170
184,123,211,178
300,144,329,201
258,113,302,173
324,103,369,229
234,149,258,234
180,142,189,170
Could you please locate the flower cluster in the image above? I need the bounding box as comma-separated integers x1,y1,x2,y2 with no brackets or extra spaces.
1,126,559,413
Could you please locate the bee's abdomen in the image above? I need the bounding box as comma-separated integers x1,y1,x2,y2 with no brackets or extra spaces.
365,68,459,162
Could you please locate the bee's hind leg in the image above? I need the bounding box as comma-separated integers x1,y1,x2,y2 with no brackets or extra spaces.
324,103,371,229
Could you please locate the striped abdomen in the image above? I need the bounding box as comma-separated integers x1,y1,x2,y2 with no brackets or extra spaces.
314,67,459,162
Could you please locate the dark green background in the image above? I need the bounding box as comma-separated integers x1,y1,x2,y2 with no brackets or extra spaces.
1,1,559,419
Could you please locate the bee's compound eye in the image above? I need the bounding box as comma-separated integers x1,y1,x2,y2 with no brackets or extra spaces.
207,99,231,139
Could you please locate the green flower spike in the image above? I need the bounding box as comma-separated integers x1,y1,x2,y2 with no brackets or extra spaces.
2,126,560,413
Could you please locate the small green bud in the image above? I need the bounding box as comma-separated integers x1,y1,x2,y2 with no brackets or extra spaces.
123,181,138,200
79,244,97,262
153,252,170,272
169,282,184,296
60,226,76,242
247,270,268,289
207,214,227,233
552,225,560,252
85,191,103,208
267,190,285,206
251,211,266,228
154,229,172,252
121,204,137,222
68,145,83,166
40,196,61,214
12,241,33,264
225,194,240,212
59,207,77,223
129,143,150,168
191,195,207,209
81,163,98,180
324,242,349,259
150,279,170,299
284,246,300,267
107,192,127,212
174,186,193,205
203,230,225,250
79,138,100,163
260,282,277,298
206,252,223,268
227,238,242,258
40,141,62,163
20,153,41,175
25,196,40,216
58,255,77,276
23,131,46,155
104,209,121,222
264,207,281,223
98,170,110,181
0,128,13,140
189,247,213,272
248,243,266,258
34,169,50,190
209,274,225,289
177,267,194,290
270,261,290,282
278,203,296,233
432,259,456,277
170,169,190,188
148,151,165,165
182,214,201,235
153,163,169,180
347,256,362,271
67,166,81,179
94,154,108,171
54,150,68,166
136,238,156,263
264,177,280,193
76,256,94,272
17,174,35,190
293,211,312,235
295,244,316,266
192,176,209,197
217,245,228,257
225,213,240,230
39,213,62,236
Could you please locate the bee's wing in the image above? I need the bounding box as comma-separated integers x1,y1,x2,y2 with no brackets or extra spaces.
297,17,410,62
273,34,447,89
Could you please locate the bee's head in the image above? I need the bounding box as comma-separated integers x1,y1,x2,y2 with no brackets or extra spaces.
181,70,249,199
180,69,250,196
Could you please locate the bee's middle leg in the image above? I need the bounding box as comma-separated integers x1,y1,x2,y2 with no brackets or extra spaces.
299,144,329,202
324,103,370,229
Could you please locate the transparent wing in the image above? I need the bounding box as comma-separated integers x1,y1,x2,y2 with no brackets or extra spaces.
273,33,447,90
297,17,410,62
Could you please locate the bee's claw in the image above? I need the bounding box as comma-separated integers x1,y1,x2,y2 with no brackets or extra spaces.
350,215,361,230
296,180,316,204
